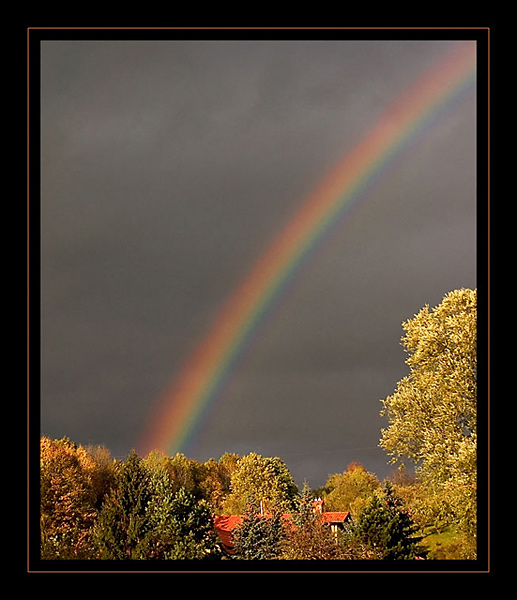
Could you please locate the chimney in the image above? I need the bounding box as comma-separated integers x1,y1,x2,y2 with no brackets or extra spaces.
312,497,324,514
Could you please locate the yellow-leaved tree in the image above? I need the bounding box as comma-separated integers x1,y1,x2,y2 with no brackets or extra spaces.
40,437,115,558
321,462,380,520
222,452,299,515
379,289,477,544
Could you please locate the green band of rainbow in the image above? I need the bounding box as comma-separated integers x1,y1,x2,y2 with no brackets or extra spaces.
137,43,476,458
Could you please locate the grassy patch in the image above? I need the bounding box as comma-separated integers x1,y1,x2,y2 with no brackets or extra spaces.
422,527,476,560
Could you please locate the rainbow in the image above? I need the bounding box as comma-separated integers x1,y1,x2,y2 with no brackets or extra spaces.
137,43,476,458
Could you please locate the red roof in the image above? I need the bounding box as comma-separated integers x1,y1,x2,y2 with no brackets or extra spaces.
321,512,350,524
213,511,350,554
213,515,244,554
213,514,244,532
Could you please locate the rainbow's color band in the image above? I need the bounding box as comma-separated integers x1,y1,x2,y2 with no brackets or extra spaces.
137,43,476,458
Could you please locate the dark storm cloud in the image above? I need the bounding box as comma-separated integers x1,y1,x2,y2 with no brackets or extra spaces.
39,38,477,486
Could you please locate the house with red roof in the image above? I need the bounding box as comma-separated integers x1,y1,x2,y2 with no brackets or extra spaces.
213,498,351,556
305,497,352,536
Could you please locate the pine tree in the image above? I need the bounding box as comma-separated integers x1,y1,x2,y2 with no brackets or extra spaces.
94,451,154,559
353,482,427,560
94,453,222,560
232,499,287,560
162,487,221,560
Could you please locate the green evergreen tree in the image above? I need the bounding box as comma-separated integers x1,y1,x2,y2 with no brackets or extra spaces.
162,487,221,560
94,453,221,560
353,482,427,560
138,466,179,559
93,451,153,559
232,499,287,560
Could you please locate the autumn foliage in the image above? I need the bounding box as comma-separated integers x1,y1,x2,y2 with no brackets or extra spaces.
38,289,479,561
40,437,113,559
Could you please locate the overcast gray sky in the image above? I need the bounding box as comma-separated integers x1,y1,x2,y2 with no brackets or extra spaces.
39,37,477,487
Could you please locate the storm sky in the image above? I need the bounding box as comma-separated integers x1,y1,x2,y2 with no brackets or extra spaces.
39,35,478,487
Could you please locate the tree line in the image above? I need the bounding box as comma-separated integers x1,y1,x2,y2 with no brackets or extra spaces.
40,439,426,560
39,288,478,561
